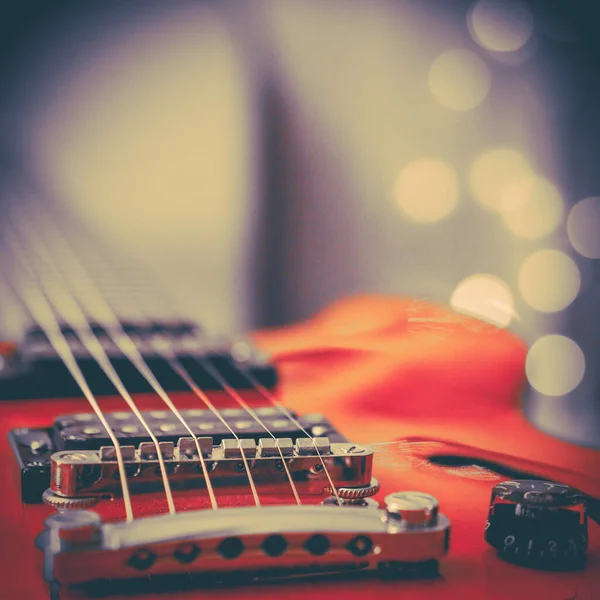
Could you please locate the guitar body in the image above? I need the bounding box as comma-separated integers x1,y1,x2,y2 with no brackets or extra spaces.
1,296,599,599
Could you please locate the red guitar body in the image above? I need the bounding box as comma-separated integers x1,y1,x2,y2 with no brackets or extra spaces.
1,296,599,599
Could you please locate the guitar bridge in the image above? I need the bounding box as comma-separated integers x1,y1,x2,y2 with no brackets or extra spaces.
9,408,347,503
46,437,374,503
36,499,450,588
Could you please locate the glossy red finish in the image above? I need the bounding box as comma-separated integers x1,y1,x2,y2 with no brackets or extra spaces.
1,296,599,599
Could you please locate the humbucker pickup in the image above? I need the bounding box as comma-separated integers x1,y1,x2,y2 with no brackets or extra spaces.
47,438,373,502
36,499,451,588
0,320,276,400
9,408,346,502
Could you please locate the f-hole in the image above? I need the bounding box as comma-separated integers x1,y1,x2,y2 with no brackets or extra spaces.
426,455,544,480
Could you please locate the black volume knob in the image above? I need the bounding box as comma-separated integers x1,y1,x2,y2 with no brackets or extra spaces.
484,480,588,570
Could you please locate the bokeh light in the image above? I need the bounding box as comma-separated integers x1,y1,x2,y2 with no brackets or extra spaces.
468,0,535,53
394,158,459,223
500,175,564,239
526,335,585,396
428,49,491,111
469,148,533,212
567,197,600,259
450,273,515,327
518,249,581,312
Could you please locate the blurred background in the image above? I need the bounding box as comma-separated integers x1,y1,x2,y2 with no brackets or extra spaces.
0,0,599,447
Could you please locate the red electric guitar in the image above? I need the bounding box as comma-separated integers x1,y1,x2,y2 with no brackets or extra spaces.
0,208,599,600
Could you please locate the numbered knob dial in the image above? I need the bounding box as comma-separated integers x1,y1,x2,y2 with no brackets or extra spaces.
484,480,588,570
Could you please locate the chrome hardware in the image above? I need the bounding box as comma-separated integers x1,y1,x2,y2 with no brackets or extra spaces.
258,437,294,457
220,439,257,458
99,446,135,461
384,491,439,528
138,441,174,460
324,478,380,501
48,439,374,500
9,410,347,504
36,500,451,586
295,437,331,455
42,489,99,510
339,444,367,454
176,436,212,458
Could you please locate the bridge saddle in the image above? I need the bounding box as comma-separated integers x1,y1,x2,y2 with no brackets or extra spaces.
45,437,374,503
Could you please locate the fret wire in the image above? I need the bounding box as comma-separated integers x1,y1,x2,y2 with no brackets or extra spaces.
230,364,344,507
6,222,179,515
21,208,226,510
0,232,136,521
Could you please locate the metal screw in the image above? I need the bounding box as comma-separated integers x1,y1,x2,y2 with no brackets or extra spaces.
122,425,141,434
61,452,90,462
30,439,49,454
384,491,439,527
340,445,366,454
230,340,253,363
311,425,331,436
83,427,102,436
159,423,177,433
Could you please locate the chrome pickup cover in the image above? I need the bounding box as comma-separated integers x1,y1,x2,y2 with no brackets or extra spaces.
48,438,373,499
36,500,451,586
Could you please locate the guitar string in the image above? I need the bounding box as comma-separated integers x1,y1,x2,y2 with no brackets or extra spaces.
231,365,343,506
27,226,260,508
27,199,336,507
159,356,262,505
5,219,180,515
63,230,304,506
195,358,302,505
36,221,286,508
85,257,326,507
21,206,266,509
82,238,337,507
31,203,304,507
107,260,345,506
0,230,136,521
73,230,341,507
12,212,226,511
83,263,304,506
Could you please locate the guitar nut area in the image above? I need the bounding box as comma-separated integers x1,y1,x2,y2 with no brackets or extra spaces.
47,438,374,500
